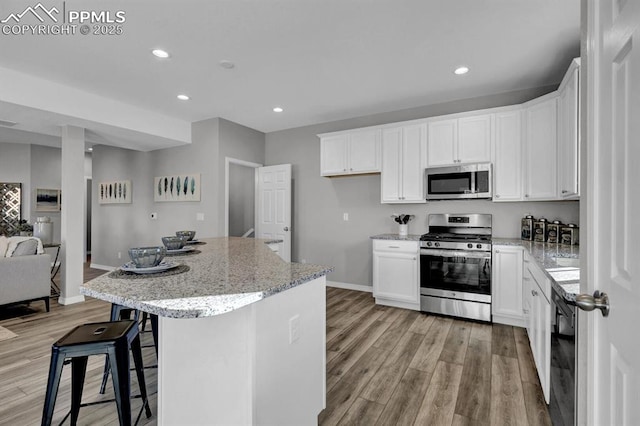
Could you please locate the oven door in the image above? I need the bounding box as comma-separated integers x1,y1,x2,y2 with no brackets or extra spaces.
420,248,491,295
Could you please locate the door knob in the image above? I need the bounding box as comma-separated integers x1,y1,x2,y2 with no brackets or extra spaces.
573,290,610,317
283,226,289,232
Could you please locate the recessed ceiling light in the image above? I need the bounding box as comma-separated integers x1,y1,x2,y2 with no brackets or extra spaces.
219,60,235,69
454,66,469,75
152,49,170,59
177,94,190,101
273,107,283,113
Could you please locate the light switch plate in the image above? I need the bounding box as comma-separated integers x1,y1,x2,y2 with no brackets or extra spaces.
196,213,205,221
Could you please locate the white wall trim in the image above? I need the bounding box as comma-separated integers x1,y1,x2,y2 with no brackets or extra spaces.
90,263,116,271
58,295,85,305
224,157,262,237
326,280,373,293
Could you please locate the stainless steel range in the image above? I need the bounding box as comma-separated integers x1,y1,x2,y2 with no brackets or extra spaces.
419,213,492,322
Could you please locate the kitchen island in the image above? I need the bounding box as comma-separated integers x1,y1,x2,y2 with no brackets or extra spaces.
81,237,332,425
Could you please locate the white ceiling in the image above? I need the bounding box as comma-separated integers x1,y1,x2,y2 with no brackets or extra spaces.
0,0,580,150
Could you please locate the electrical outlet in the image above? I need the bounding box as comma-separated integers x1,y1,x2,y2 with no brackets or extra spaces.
196,213,205,221
117,252,121,259
343,213,349,221
289,315,300,344
150,212,158,220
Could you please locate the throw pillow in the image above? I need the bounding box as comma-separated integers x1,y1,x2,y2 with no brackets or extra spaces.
11,239,38,256
0,235,8,257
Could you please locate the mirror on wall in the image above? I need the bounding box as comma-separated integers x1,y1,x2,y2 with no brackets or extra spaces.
0,182,22,236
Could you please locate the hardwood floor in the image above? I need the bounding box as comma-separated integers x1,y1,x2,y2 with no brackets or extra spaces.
0,280,551,425
319,287,551,426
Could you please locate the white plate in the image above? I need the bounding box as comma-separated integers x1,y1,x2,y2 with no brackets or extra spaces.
121,261,180,274
166,246,196,254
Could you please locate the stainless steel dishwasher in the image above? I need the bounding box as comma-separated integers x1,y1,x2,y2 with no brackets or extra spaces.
549,288,576,426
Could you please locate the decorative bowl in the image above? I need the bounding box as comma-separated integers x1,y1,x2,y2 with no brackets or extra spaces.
175,230,196,241
162,236,187,250
128,246,167,268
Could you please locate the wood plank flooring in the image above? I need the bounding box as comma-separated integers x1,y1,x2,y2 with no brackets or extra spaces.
319,287,551,426
0,279,551,425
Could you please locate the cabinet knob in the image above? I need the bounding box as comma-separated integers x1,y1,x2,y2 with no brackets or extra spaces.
531,289,538,296
495,194,500,198
525,194,529,198
562,190,568,194
343,169,347,172
495,250,500,254
350,168,353,171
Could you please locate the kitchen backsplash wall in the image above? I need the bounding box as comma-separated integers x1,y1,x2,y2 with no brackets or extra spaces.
266,85,578,288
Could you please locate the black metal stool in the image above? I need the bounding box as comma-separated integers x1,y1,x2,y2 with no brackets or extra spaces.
100,304,158,395
41,320,152,426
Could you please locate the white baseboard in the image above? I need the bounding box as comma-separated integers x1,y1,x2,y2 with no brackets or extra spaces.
326,281,372,293
58,295,85,305
90,263,116,271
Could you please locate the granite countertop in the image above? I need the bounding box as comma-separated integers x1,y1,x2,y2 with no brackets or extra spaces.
493,238,580,302
370,233,422,241
80,237,333,319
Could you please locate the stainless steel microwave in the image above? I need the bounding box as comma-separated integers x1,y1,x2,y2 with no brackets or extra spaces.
425,163,492,200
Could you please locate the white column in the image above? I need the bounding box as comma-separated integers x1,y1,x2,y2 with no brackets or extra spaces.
59,125,85,305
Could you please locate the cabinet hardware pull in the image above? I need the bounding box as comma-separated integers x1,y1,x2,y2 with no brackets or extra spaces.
562,190,568,193
525,194,529,197
388,246,400,248
531,289,538,296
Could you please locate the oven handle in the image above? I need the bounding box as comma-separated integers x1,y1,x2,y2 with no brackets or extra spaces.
420,248,491,259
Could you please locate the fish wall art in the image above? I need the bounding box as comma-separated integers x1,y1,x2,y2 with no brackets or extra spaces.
154,173,201,202
98,180,132,204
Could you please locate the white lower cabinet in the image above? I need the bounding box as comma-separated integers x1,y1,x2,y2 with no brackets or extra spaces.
491,246,525,326
527,259,551,404
372,239,420,311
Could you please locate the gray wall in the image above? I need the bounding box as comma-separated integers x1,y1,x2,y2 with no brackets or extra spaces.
265,87,580,287
91,118,266,267
30,145,62,242
229,163,255,237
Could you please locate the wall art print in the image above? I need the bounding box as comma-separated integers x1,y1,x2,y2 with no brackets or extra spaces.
99,180,132,204
36,188,61,212
0,183,21,235
154,174,201,202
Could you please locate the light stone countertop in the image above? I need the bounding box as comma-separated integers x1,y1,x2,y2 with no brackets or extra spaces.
493,238,580,302
370,234,422,241
80,237,333,319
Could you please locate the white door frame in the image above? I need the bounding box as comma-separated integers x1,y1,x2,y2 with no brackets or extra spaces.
224,157,262,237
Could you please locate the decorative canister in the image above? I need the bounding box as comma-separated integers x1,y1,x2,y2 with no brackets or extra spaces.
398,224,408,236
561,224,579,245
533,218,548,242
33,216,53,244
547,220,563,243
521,215,535,241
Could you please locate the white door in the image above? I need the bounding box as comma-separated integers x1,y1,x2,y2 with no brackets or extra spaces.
256,164,292,262
457,114,492,164
582,1,640,425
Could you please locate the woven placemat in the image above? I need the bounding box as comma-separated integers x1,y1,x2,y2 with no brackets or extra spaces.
166,249,202,257
108,264,190,279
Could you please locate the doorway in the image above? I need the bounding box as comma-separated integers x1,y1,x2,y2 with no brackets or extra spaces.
224,157,262,237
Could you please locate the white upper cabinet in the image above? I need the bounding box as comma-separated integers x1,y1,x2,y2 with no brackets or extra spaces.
557,59,580,199
493,108,524,201
524,95,558,200
427,114,492,167
381,124,426,203
320,129,381,176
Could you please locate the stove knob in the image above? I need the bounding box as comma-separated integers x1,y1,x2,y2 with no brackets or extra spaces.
467,243,473,249
434,242,440,247
477,244,483,249
426,242,432,247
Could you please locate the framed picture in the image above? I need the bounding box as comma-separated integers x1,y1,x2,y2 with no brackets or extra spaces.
36,188,60,212
154,173,201,202
99,180,132,204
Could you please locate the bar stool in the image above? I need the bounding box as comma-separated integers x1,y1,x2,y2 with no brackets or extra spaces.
41,320,152,426
100,304,158,394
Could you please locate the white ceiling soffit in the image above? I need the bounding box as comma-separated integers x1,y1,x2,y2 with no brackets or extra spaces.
0,0,579,147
